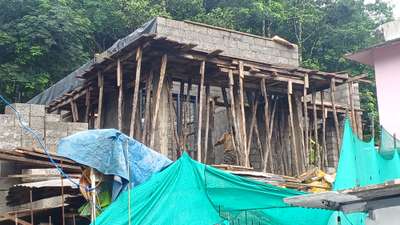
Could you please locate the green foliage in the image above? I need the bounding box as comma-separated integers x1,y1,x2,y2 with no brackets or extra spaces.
0,0,393,136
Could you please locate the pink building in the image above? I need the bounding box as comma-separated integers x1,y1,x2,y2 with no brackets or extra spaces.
346,20,400,136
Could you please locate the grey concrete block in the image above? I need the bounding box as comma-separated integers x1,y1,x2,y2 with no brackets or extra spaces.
5,103,30,115
67,122,88,135
30,104,45,117
30,116,45,130
45,113,60,122
0,114,15,127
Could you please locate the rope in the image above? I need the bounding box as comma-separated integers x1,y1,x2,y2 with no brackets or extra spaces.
0,95,94,192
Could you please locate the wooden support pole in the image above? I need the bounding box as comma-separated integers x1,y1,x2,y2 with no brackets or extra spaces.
247,94,259,155
348,81,358,134
117,58,123,131
203,86,210,163
167,79,179,159
197,61,206,162
182,80,192,151
238,61,249,167
178,80,185,140
312,91,319,166
320,91,327,169
268,98,277,173
221,87,237,153
329,78,341,154
142,71,153,144
85,88,91,123
70,100,79,122
303,74,309,166
228,70,243,165
29,189,33,225
150,54,168,148
260,78,271,172
129,47,142,137
288,80,299,175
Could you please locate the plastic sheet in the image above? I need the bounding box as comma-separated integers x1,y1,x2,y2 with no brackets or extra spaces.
57,129,171,200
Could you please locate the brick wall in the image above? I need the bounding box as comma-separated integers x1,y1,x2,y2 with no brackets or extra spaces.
156,17,299,66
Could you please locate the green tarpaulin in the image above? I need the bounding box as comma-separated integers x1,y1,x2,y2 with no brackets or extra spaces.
92,152,332,225
328,119,400,225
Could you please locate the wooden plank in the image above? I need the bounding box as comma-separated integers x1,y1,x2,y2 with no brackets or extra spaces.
312,91,319,166
330,77,341,155
203,86,210,163
197,61,206,162
117,58,123,131
288,80,299,175
96,72,104,129
129,47,142,137
348,81,357,135
150,54,168,148
142,71,153,144
238,61,249,167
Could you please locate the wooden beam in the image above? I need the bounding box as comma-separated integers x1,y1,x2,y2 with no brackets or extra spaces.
70,100,79,122
348,81,357,135
197,61,206,162
129,47,142,137
221,87,237,153
117,58,123,131
238,61,249,167
150,54,168,148
96,72,104,129
288,80,299,175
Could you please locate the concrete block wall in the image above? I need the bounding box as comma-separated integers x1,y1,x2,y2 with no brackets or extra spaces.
0,103,88,153
156,17,299,66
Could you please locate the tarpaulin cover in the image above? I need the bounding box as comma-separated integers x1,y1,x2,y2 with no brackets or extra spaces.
28,18,157,105
57,129,172,200
92,152,332,225
328,119,400,225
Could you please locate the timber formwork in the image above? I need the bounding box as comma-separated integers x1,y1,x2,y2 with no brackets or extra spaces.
37,17,365,176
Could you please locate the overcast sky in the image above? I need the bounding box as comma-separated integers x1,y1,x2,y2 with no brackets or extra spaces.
366,0,400,18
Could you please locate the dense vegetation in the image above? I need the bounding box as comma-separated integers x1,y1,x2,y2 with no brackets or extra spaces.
0,0,393,138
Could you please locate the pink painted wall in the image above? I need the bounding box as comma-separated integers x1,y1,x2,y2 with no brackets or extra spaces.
373,43,400,136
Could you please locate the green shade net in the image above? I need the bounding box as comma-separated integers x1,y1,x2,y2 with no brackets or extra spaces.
328,119,400,225
91,152,332,225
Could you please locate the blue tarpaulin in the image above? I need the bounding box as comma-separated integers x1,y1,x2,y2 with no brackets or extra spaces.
57,129,172,200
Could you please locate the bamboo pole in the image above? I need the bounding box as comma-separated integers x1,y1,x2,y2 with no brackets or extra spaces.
96,72,104,129
129,47,142,137
117,58,123,131
197,61,206,162
150,54,168,148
